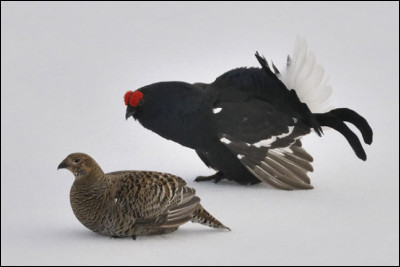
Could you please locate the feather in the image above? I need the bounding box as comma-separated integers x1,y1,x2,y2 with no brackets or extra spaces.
221,136,314,190
279,37,333,113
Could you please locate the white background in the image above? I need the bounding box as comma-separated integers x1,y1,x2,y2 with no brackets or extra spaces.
1,2,399,265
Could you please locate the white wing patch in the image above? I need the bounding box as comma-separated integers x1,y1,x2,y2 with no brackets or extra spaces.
253,138,275,148
213,107,222,114
279,37,332,113
220,137,231,144
253,126,294,148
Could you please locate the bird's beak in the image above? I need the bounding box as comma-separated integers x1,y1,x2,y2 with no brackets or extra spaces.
57,159,68,170
125,106,137,120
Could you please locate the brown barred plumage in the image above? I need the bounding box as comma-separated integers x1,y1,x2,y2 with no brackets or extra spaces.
58,153,230,238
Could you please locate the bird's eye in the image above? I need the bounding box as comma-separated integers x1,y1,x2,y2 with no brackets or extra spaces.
73,159,81,163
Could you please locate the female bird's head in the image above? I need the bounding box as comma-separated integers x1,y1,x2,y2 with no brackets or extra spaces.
57,153,103,179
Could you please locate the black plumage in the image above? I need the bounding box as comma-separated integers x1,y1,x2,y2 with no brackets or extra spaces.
125,42,372,190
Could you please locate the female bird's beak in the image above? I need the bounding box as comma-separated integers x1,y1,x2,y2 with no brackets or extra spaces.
57,160,68,170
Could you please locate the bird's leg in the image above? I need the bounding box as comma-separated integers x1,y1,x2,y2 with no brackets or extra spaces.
195,171,225,183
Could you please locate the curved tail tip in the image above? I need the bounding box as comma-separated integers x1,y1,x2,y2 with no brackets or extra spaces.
361,127,373,145
357,150,367,161
365,134,373,145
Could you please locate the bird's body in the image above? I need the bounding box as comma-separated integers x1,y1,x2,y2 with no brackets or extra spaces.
125,38,373,190
58,153,230,238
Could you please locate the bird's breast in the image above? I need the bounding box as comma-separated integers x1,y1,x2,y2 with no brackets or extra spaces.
69,185,118,235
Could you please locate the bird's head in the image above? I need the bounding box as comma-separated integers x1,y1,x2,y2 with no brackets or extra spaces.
57,153,102,179
124,82,204,123
124,90,144,120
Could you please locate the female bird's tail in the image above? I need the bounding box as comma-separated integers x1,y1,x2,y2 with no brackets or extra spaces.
314,108,373,160
191,205,231,231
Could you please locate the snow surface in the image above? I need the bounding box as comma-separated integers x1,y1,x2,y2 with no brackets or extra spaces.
1,2,399,265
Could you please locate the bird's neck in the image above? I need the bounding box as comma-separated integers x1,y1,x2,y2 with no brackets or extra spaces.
72,169,108,192
139,83,216,149
70,170,111,234
70,165,109,208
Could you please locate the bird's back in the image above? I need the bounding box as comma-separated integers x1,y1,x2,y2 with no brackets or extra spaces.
205,67,318,129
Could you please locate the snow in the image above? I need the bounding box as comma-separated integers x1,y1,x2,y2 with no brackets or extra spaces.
1,2,399,265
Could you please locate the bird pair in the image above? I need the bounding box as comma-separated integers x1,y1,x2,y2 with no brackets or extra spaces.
58,38,372,239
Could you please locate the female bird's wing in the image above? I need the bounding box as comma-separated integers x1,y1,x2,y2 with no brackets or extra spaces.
110,171,200,228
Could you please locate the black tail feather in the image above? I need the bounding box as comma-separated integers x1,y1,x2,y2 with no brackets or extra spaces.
326,108,373,145
314,112,368,161
255,52,275,76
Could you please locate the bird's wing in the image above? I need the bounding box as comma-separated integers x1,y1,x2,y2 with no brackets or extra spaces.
111,172,199,228
206,65,315,189
210,94,315,189
278,37,332,113
161,186,200,228
221,135,314,190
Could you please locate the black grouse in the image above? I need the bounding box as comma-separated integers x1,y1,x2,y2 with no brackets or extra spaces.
124,38,373,190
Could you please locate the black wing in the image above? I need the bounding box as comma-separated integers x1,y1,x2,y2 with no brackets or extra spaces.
203,61,318,189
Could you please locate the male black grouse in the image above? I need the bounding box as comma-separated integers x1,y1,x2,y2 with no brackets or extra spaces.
124,38,373,190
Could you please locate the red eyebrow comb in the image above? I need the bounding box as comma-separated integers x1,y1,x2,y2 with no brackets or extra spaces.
124,91,143,107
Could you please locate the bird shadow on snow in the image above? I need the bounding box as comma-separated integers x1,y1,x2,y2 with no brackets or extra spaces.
52,226,228,243
187,178,278,191
52,227,103,241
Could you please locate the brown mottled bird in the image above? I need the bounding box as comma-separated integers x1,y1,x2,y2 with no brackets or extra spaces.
57,153,230,238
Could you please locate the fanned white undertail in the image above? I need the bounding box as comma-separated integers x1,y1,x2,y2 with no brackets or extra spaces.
279,37,333,113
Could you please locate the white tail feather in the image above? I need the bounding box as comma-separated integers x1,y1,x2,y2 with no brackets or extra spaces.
279,37,333,113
